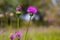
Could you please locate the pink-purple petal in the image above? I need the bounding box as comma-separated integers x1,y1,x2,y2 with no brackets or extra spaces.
27,6,37,13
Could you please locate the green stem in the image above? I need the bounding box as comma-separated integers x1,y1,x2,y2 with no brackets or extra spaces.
17,37,20,40
25,16,32,40
18,39,20,40
17,17,20,30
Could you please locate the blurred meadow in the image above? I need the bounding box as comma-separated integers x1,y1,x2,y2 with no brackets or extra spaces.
0,0,60,40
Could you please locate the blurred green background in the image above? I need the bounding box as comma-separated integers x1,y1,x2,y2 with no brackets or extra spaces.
0,0,56,28
0,0,60,40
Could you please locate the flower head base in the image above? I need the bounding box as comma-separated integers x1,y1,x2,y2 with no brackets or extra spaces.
16,5,21,11
9,33,15,40
15,32,22,37
27,6,37,14
16,11,21,15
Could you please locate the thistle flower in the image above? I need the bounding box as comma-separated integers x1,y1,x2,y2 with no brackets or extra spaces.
27,6,37,13
16,5,21,11
16,5,21,17
15,32,22,40
15,32,22,37
9,33,15,40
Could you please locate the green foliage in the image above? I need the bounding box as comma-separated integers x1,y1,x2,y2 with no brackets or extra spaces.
0,28,60,40
0,0,49,13
0,0,5,5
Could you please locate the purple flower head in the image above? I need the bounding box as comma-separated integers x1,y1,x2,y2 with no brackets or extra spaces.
9,33,15,40
15,32,22,37
16,5,21,11
27,6,37,13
